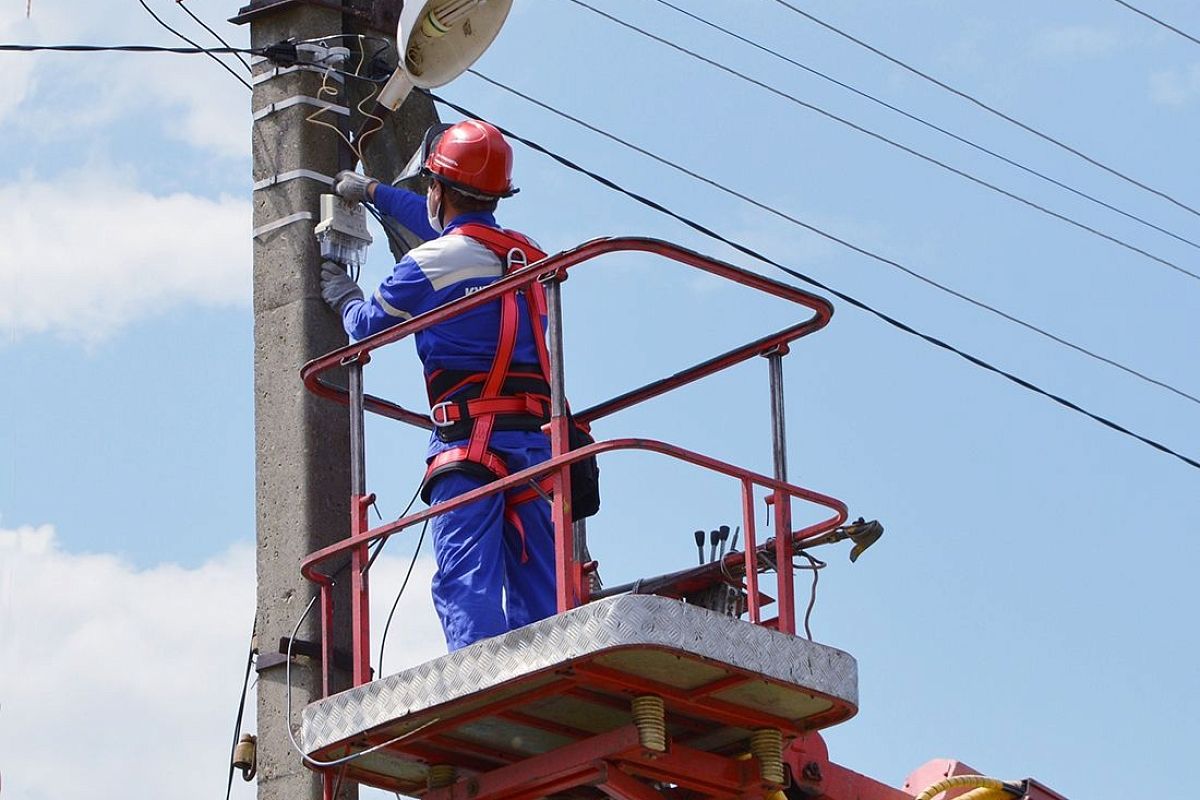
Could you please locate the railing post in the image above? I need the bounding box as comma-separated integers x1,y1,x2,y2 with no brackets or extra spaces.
542,275,579,612
766,347,796,634
741,479,761,624
347,358,372,686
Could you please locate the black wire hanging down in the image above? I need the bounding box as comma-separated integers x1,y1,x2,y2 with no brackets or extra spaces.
176,0,253,73
423,88,1200,472
135,0,252,90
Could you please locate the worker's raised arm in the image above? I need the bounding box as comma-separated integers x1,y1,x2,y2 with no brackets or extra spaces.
332,170,439,242
371,183,439,241
339,255,433,341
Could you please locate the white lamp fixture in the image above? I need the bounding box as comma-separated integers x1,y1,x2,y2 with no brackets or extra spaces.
377,0,513,110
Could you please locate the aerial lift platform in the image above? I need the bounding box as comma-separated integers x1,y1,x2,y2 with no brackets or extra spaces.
295,238,1063,800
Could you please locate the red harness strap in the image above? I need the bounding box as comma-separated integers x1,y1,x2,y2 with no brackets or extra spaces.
420,225,552,560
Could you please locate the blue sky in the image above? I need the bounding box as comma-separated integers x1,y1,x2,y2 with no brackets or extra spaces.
2,2,1199,799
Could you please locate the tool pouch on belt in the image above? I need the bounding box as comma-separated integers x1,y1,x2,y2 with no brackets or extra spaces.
568,420,600,520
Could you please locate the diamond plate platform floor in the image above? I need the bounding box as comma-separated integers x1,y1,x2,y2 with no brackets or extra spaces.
301,594,858,795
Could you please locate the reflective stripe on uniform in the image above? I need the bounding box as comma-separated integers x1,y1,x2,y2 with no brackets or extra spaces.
409,235,503,291
373,288,413,320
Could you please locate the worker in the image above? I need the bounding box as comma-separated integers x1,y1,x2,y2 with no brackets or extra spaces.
320,119,556,651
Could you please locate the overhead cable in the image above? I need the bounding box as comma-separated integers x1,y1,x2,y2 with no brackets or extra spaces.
424,88,1200,471
467,68,1200,408
1111,0,1200,48
649,0,1200,254
176,0,253,73
136,0,251,90
768,0,1200,220
567,0,1200,283
0,42,256,54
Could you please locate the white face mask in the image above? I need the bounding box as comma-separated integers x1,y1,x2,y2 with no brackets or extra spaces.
426,185,444,234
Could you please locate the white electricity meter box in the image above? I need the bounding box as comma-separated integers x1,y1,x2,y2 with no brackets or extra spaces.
315,194,373,270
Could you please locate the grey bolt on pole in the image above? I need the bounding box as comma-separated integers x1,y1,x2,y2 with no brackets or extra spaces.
232,3,437,800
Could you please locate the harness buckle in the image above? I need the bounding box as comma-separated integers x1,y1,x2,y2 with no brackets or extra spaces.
430,401,456,428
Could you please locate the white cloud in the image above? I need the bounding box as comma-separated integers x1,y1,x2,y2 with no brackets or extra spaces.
1150,63,1200,106
0,173,251,343
0,523,445,800
1,0,252,158
1033,25,1121,59
0,525,258,800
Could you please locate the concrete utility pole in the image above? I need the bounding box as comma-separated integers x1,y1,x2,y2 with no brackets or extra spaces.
231,2,437,799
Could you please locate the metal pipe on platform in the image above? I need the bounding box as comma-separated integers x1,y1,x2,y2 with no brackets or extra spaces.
348,361,366,497
766,348,796,634
543,277,579,611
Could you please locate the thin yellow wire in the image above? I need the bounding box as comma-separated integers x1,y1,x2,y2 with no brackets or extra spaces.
304,36,385,165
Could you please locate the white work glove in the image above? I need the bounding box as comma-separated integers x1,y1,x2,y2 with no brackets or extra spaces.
332,170,378,205
320,261,364,311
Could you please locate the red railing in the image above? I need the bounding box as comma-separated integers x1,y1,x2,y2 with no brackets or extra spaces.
300,236,845,690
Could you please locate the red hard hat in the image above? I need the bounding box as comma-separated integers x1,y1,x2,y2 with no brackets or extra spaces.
422,119,517,199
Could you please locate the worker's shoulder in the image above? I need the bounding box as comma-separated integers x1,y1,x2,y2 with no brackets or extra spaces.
407,234,503,290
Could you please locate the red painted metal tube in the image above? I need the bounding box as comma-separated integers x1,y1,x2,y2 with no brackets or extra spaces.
300,237,832,430
420,725,644,800
596,766,665,800
742,478,762,624
349,494,372,687
620,741,762,797
300,438,847,587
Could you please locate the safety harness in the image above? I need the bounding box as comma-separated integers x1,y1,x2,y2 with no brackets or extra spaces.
419,223,560,560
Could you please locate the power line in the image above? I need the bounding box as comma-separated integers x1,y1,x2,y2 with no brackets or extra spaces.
566,0,1200,284
177,0,253,73
768,0,1200,220
466,68,1200,408
0,42,256,54
648,0,1200,254
423,88,1200,472
136,0,252,90
1112,0,1200,48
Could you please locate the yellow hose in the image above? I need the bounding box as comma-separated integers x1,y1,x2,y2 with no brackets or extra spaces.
914,775,1022,800
954,789,1011,800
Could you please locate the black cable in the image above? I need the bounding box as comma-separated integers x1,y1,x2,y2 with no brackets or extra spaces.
793,551,826,641
135,0,252,90
363,482,423,574
769,0,1200,220
424,88,1200,471
466,68,1200,408
365,202,419,260
378,519,429,676
224,616,257,800
649,0,1200,254
0,42,257,54
568,0,1200,283
1112,0,1200,48
176,0,253,73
